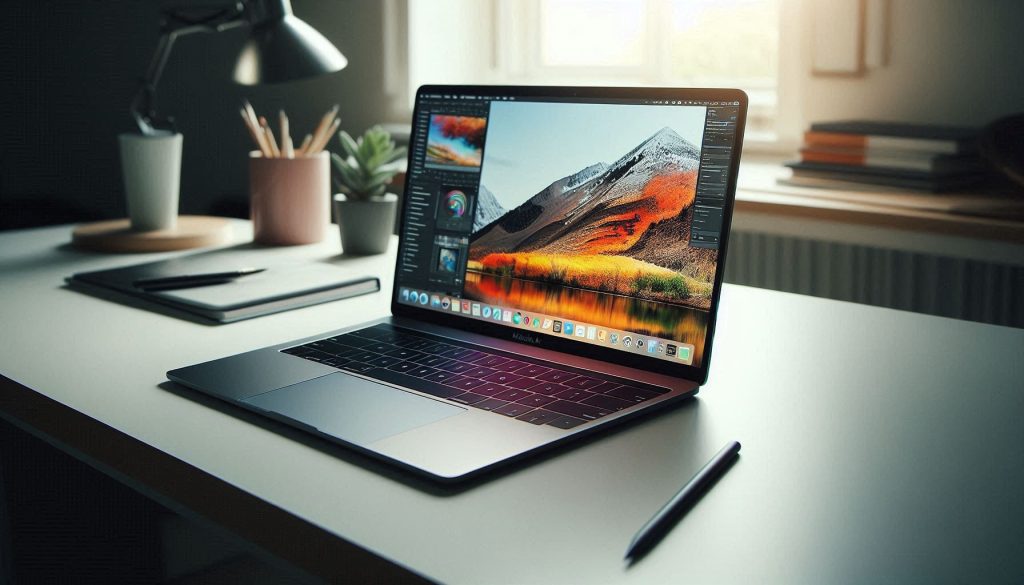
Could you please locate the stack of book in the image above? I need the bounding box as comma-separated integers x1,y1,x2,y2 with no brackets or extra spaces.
783,120,988,192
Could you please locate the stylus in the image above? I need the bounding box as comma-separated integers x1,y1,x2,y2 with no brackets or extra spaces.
133,268,266,291
624,440,741,563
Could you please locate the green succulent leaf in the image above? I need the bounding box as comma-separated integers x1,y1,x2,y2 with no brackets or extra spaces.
339,131,360,159
331,125,404,200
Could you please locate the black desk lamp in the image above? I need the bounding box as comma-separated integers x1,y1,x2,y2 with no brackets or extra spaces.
131,0,346,135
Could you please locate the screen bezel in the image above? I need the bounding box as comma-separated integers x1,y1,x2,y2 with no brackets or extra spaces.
391,85,747,385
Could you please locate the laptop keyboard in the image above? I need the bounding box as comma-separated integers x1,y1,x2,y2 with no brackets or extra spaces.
280,323,670,430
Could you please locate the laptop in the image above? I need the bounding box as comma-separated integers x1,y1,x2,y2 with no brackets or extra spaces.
168,85,747,482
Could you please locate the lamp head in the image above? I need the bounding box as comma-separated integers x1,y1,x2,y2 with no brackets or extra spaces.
233,0,347,85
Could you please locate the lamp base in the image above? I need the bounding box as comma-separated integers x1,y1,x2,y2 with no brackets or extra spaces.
72,215,232,253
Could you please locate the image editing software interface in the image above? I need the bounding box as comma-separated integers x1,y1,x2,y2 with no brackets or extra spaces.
397,90,740,368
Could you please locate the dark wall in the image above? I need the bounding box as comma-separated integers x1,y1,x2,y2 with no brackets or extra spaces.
0,0,397,230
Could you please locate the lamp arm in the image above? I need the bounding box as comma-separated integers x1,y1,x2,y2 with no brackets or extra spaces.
130,2,249,135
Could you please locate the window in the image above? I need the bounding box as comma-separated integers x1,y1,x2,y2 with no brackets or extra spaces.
405,0,780,138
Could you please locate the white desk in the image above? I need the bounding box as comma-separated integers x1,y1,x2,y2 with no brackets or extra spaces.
2,222,1023,583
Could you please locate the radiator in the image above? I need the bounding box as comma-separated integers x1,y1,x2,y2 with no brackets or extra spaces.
723,231,1024,329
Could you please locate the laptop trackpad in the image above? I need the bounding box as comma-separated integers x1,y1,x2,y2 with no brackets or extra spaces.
242,373,465,444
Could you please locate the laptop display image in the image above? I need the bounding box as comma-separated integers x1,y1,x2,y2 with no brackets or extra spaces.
402,96,736,370
168,86,747,482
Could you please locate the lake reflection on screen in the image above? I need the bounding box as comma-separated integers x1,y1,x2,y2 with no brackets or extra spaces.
464,271,708,366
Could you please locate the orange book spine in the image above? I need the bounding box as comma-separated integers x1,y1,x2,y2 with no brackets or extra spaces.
803,131,868,149
799,148,868,166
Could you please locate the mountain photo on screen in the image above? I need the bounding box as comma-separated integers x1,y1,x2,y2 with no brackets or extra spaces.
465,101,715,362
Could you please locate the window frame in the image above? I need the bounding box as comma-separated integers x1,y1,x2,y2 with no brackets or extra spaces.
389,0,800,152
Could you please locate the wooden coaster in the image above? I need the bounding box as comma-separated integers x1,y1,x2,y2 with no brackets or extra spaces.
72,215,233,253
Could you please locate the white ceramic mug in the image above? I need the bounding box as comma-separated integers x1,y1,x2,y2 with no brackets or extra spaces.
119,131,183,231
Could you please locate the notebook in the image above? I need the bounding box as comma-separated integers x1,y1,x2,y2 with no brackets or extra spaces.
67,253,379,323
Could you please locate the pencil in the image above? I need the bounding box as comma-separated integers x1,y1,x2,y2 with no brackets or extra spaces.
240,108,272,157
279,110,293,158
260,116,281,158
241,101,273,156
309,105,339,154
242,100,260,129
308,117,340,154
296,134,313,155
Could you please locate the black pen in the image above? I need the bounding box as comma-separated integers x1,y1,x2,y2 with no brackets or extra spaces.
625,440,741,563
133,267,266,291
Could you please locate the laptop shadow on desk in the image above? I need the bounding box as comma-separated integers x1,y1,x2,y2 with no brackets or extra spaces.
159,380,702,497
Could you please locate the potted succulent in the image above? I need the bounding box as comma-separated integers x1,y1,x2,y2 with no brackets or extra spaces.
331,125,406,255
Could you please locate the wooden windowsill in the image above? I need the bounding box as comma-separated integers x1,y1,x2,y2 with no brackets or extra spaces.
734,156,1024,245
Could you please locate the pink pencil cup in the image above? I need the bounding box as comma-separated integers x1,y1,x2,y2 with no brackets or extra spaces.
249,151,330,245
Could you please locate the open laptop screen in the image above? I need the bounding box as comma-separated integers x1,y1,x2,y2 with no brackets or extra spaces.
393,86,745,378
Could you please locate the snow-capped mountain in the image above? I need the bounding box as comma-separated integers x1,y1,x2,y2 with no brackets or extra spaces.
613,127,701,175
469,127,703,263
563,162,608,191
472,185,506,232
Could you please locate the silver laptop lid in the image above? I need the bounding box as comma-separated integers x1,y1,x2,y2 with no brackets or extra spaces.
392,86,747,385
